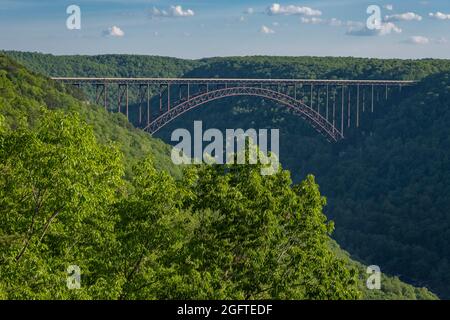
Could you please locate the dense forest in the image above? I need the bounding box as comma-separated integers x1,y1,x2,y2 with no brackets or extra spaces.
0,52,443,299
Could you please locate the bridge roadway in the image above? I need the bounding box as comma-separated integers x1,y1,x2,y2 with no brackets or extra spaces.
52,77,416,86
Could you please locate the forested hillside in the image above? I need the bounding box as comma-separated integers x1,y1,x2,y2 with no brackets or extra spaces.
3,51,201,78
0,52,440,300
0,53,180,178
192,56,450,80
322,71,450,297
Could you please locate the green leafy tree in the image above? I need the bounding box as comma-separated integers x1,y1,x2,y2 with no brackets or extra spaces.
110,156,191,300
0,111,124,299
109,150,361,299
172,159,360,299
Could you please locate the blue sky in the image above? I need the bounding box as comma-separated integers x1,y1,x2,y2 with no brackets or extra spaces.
1,0,450,59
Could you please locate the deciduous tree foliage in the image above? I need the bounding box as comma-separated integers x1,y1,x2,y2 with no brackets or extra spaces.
0,111,124,299
0,111,360,299
172,162,360,299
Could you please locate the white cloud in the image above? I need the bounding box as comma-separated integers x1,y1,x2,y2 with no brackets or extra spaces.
298,14,366,28
403,36,449,45
300,17,323,25
379,22,403,35
384,12,422,22
267,3,321,17
244,8,254,15
260,25,275,34
429,12,450,20
405,36,429,45
151,7,168,17
172,5,194,17
150,5,194,18
346,22,402,36
384,4,394,11
104,26,124,37
300,17,354,27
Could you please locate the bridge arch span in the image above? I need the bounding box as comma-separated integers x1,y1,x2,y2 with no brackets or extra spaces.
143,86,343,142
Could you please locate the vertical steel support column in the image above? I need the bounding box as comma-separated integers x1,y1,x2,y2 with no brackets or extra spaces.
362,87,365,112
333,88,336,128
356,84,360,128
118,84,122,114
385,84,388,100
347,86,351,128
126,83,129,120
138,85,143,125
147,84,150,126
167,83,170,111
104,82,108,111
317,86,320,114
371,84,374,113
294,84,297,100
326,85,329,121
187,83,190,100
341,86,344,136
159,84,163,113
310,84,314,109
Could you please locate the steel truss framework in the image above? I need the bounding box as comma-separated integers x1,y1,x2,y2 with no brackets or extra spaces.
146,86,342,141
52,77,417,142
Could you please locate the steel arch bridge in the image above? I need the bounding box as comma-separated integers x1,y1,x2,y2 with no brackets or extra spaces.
146,86,341,141
52,77,417,142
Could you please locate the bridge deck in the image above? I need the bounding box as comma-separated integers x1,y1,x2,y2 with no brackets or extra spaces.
52,77,417,86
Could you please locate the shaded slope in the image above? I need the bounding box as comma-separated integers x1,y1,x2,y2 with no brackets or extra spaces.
322,72,450,298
